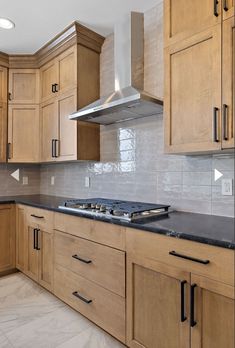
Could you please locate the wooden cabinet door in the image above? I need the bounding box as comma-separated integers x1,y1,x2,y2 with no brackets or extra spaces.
38,228,53,292
40,99,58,162
58,46,77,95
0,205,15,274
8,69,39,104
127,254,190,348
8,105,40,162
164,0,222,46
0,66,7,103
57,90,77,161
0,102,7,162
191,274,234,348
165,25,222,153
25,224,39,282
16,205,26,272
40,59,58,103
222,16,235,149
223,0,234,19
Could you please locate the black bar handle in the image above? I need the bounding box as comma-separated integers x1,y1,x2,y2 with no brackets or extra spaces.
54,83,59,93
190,284,197,327
54,139,60,158
169,251,210,265
31,214,44,219
223,0,229,11
52,139,55,158
33,228,37,250
181,280,187,322
223,104,229,141
214,0,219,16
72,254,92,264
36,229,40,251
72,291,92,304
213,107,220,142
7,143,12,160
8,92,12,101
51,84,55,93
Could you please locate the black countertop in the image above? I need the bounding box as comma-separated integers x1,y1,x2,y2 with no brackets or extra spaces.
1,195,234,250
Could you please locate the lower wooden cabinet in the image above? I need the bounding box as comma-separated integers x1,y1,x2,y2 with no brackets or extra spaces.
16,205,26,271
0,204,15,274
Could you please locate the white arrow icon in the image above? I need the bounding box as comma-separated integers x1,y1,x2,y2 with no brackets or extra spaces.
11,169,20,181
214,169,223,182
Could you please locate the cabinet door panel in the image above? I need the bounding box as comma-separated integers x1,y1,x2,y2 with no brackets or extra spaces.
191,274,234,348
8,105,40,162
58,46,77,95
25,225,39,282
58,90,77,161
40,100,58,162
9,69,39,104
127,255,190,348
0,205,15,273
164,0,222,46
16,205,26,272
222,16,234,148
165,25,222,153
0,66,7,103
40,60,58,102
38,229,53,292
0,103,7,162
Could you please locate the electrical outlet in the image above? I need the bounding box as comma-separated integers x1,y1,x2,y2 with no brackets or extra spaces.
51,176,55,186
85,176,90,188
222,179,233,196
22,176,28,185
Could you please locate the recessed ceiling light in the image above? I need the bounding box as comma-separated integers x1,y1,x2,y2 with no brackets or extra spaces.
0,18,15,30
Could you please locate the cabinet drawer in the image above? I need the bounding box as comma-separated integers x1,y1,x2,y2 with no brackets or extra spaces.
54,265,126,343
54,212,125,250
126,228,234,286
26,207,54,229
54,231,125,297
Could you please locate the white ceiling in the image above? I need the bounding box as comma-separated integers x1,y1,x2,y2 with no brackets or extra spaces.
0,0,160,54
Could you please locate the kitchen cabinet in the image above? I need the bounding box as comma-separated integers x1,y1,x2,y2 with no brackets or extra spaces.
8,104,40,162
223,0,234,20
165,25,222,153
8,69,39,104
164,0,221,46
23,207,54,291
0,102,7,162
0,205,15,275
126,228,234,348
0,66,7,103
16,205,26,272
222,16,234,149
127,254,190,348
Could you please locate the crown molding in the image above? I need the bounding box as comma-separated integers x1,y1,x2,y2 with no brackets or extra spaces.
0,21,105,69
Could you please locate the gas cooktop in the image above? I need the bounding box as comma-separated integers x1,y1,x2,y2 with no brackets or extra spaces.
58,198,170,222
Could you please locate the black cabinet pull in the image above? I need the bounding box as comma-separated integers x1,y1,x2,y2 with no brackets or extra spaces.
54,83,59,93
223,104,229,141
52,139,55,158
33,228,37,250
181,280,187,322
51,84,55,93
8,92,12,101
223,0,229,11
213,107,220,142
7,143,12,160
169,251,210,265
72,254,92,264
72,291,92,304
54,139,60,158
36,229,40,251
31,214,44,219
214,0,219,16
190,284,197,327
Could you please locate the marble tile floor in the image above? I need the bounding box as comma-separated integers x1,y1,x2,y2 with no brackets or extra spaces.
0,273,126,348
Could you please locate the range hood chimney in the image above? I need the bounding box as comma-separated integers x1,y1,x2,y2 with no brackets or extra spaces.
69,12,163,125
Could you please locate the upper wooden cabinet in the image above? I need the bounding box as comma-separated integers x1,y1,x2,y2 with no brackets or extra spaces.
222,16,235,149
164,0,222,46
223,0,234,20
0,102,7,162
8,69,39,104
0,66,7,103
40,59,58,103
8,105,40,162
165,25,222,153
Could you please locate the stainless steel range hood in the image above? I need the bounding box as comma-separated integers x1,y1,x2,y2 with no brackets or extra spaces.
69,12,163,125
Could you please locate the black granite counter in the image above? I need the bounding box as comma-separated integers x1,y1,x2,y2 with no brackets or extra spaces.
1,195,234,250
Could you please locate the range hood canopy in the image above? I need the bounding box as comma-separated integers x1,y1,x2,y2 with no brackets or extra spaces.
70,12,163,125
